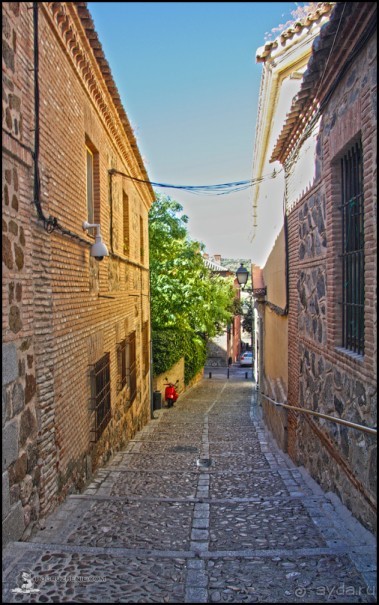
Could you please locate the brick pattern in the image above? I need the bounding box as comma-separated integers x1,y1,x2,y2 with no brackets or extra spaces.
2,2,154,543
287,32,377,531
287,208,300,461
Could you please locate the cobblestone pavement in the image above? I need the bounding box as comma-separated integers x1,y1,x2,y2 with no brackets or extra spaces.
2,377,377,603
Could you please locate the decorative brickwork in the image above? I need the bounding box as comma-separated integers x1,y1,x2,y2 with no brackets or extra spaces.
2,2,154,544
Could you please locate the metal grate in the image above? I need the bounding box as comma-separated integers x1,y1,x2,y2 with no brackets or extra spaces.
129,331,137,404
340,141,364,355
196,458,212,468
90,352,111,442
142,321,149,376
117,338,127,392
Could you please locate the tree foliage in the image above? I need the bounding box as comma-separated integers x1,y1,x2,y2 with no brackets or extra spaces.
151,328,184,377
149,194,236,336
242,298,254,335
149,194,237,381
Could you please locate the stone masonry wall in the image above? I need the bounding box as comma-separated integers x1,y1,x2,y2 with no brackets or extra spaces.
297,190,327,346
2,2,41,545
287,29,377,532
262,375,288,453
206,334,228,367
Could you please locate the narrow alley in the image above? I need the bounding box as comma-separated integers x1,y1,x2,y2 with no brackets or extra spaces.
2,374,376,603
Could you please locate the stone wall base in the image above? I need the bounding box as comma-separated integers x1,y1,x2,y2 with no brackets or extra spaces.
262,376,288,452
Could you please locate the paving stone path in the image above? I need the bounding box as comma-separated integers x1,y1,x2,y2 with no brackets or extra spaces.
2,378,377,603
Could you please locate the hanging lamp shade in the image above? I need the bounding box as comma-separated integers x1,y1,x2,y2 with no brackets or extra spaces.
236,263,249,287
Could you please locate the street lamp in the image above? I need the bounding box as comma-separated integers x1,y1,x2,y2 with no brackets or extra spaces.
236,263,266,394
235,263,254,378
236,263,249,288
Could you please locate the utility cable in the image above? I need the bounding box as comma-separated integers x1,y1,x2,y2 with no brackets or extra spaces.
108,167,282,196
27,2,283,247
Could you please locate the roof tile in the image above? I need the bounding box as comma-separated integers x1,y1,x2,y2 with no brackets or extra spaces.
256,2,335,62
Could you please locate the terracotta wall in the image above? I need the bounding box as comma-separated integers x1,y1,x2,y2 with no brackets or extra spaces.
260,227,288,449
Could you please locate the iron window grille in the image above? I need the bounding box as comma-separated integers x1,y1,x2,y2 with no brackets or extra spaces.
85,138,100,236
117,338,127,392
129,331,137,404
86,146,94,225
90,352,111,442
340,140,364,355
142,321,149,377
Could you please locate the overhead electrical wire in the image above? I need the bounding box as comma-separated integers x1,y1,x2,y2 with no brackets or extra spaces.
27,1,282,240
108,168,281,196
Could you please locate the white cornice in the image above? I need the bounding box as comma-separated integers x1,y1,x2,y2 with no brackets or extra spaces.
252,24,324,207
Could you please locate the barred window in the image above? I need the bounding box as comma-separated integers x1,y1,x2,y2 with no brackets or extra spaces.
117,338,127,392
90,353,111,442
86,146,94,224
142,321,149,376
85,138,99,236
140,216,145,263
340,140,364,355
129,331,137,404
123,190,129,256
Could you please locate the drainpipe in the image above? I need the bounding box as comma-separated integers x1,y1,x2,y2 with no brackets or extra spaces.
257,307,264,406
148,267,155,420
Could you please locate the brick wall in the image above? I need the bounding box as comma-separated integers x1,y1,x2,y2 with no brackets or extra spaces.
2,2,154,543
287,31,377,531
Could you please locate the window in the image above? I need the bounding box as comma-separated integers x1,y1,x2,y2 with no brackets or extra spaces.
90,353,111,442
117,334,137,403
129,331,137,403
142,321,149,376
140,216,144,263
117,338,127,392
85,139,99,235
340,140,364,355
86,146,94,225
123,191,129,255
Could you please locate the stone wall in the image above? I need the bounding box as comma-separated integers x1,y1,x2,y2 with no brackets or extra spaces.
298,346,376,498
206,334,228,367
261,375,288,452
296,189,327,347
2,2,42,545
287,26,377,532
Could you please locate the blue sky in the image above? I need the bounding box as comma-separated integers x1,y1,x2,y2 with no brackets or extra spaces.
88,2,300,259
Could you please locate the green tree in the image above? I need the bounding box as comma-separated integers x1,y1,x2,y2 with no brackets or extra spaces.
149,194,236,380
242,298,254,335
